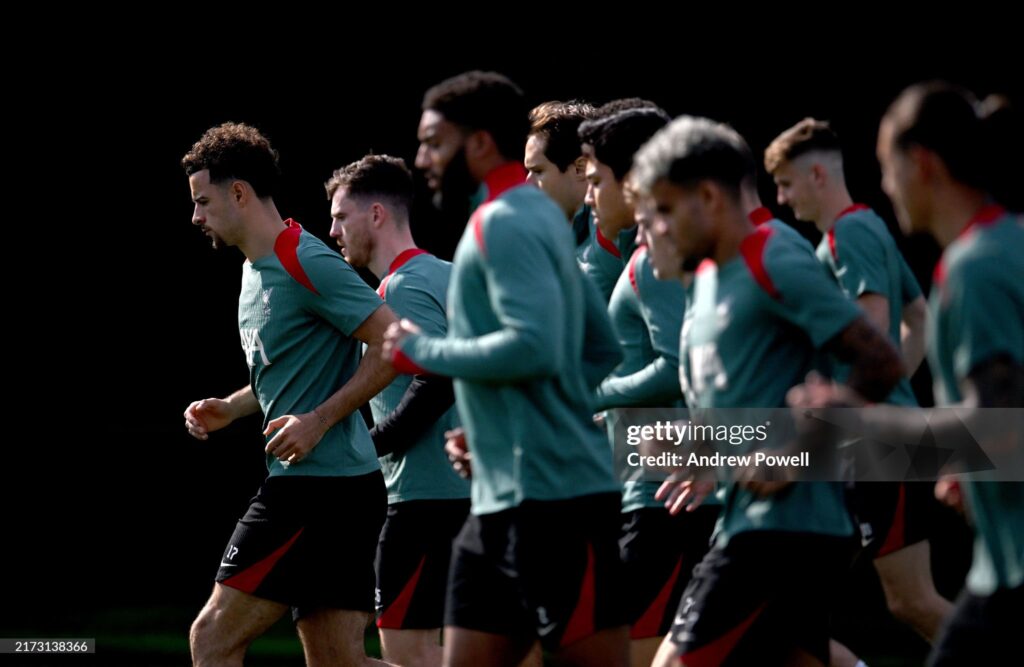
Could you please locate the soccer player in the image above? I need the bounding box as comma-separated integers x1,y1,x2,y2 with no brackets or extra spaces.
575,99,666,302
395,70,628,667
766,118,951,643
524,100,596,248
873,82,1022,666
181,123,398,667
325,154,470,667
579,107,717,667
634,116,904,666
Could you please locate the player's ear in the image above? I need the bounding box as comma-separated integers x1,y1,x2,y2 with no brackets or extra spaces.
230,180,249,207
573,156,588,179
371,202,387,228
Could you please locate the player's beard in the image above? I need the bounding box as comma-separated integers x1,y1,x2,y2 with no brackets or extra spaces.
432,145,475,217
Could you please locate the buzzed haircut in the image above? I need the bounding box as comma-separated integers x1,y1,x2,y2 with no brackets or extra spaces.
578,107,672,181
422,71,529,162
763,117,842,174
594,97,661,118
325,154,414,218
529,101,597,172
182,122,281,198
632,115,757,198
884,82,989,192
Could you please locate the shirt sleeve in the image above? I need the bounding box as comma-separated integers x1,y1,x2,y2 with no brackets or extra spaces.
594,253,683,408
300,244,384,335
943,258,1024,382
399,206,566,380
371,268,455,456
830,219,889,299
764,233,862,349
581,271,624,390
899,254,923,303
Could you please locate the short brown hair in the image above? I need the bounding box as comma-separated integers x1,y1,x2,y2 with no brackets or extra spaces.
764,118,841,174
528,101,596,172
182,122,280,198
325,154,413,218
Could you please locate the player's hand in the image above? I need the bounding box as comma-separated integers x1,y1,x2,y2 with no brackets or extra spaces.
787,372,865,409
445,427,472,479
935,476,965,515
656,474,714,515
382,319,422,361
263,412,329,464
184,398,235,440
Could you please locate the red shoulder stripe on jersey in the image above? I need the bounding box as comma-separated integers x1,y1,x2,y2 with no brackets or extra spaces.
596,227,622,258
739,225,781,300
696,258,716,275
835,203,870,221
830,204,871,261
628,245,647,294
221,528,304,594
471,209,487,258
274,220,320,296
960,204,1007,238
378,249,430,297
747,207,774,226
935,204,1008,287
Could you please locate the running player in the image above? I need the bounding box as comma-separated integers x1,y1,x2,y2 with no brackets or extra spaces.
873,82,1022,667
181,123,398,667
634,116,904,666
525,100,596,249
326,154,470,667
766,118,951,643
395,71,628,667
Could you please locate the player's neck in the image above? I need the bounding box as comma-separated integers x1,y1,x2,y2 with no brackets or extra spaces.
239,204,287,262
714,212,757,265
931,187,991,248
371,229,419,278
814,189,854,233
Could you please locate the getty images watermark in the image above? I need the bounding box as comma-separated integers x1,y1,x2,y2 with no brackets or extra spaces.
606,407,1024,484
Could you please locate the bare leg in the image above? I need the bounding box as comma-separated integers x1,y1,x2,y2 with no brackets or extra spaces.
555,625,630,667
630,637,663,667
380,627,443,667
875,541,953,642
650,634,679,667
443,626,535,667
829,639,860,667
296,609,396,667
190,583,288,667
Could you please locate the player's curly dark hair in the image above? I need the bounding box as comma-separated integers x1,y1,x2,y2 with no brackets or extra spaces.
182,122,281,198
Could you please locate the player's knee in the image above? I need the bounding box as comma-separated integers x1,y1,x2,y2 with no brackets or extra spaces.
885,589,930,626
189,605,234,664
382,631,439,666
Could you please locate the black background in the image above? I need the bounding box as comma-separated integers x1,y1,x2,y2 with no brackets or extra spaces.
5,23,1019,662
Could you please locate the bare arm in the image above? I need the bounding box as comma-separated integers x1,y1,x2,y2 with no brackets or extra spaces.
825,315,904,402
856,293,891,335
183,385,261,440
265,304,399,463
900,295,928,374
